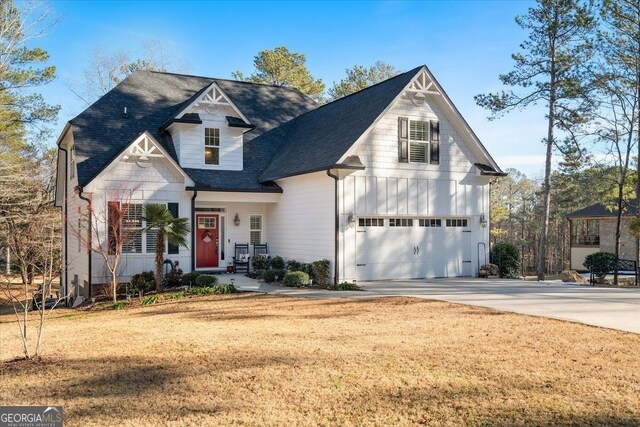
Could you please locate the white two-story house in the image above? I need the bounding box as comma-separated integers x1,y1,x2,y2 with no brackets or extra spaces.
54,65,505,298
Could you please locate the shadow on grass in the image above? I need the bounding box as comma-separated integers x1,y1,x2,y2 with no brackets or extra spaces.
1,352,305,424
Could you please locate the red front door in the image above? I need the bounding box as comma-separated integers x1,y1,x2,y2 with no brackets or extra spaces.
195,214,219,269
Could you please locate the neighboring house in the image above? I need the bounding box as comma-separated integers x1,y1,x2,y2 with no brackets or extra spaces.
567,203,638,271
54,65,505,299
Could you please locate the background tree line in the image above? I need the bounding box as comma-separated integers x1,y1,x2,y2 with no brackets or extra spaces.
478,0,640,281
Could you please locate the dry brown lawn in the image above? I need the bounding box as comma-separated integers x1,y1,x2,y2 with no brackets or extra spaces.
0,293,638,426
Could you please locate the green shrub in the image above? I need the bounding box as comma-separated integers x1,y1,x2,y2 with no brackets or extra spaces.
270,256,285,270
164,268,183,287
491,242,521,278
286,259,304,272
283,271,309,287
129,271,155,295
195,274,219,288
335,281,363,291
263,269,285,283
141,295,158,305
584,252,617,282
182,271,201,286
188,287,215,295
113,301,129,310
213,284,238,294
311,259,331,284
252,254,270,272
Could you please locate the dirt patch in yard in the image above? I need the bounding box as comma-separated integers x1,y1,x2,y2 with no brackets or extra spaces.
1,294,638,426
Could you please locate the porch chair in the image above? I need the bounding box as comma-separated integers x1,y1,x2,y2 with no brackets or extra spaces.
253,243,269,271
253,243,268,257
233,243,251,273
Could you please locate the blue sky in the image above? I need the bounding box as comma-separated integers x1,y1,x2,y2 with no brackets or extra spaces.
38,0,547,177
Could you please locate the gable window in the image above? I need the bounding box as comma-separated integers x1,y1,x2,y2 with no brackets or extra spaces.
204,128,220,165
409,121,429,163
69,145,76,179
250,215,262,245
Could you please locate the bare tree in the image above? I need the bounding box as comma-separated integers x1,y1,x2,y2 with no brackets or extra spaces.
68,40,191,106
68,185,141,303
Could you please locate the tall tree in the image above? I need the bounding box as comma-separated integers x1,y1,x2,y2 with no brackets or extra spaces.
0,0,59,141
328,61,401,101
475,0,596,280
142,204,190,292
232,46,325,101
69,40,190,106
598,0,640,274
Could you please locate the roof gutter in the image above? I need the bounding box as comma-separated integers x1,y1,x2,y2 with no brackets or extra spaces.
77,187,92,298
326,169,339,285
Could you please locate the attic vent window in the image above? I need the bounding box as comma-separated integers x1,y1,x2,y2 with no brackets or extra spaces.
204,128,220,165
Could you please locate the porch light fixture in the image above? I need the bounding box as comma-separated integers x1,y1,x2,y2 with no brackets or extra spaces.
234,213,240,226
480,213,488,228
347,212,355,225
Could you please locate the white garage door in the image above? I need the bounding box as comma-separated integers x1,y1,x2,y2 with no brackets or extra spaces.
355,217,472,281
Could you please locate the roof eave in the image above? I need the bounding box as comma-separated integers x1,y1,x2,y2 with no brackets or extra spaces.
185,185,283,194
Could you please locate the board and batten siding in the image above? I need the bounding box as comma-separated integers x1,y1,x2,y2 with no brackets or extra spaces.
338,92,491,281
170,105,244,171
266,172,335,274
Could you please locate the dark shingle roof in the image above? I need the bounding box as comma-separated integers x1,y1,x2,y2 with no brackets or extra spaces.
259,66,423,182
70,71,316,188
567,202,638,218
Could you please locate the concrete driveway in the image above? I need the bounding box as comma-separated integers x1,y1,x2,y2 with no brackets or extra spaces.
360,278,640,334
235,275,640,333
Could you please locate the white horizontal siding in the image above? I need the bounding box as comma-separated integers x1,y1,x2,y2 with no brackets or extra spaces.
266,172,335,271
88,156,193,284
355,95,478,174
170,105,244,171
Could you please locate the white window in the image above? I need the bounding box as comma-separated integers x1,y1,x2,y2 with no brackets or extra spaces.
389,218,413,227
419,218,442,227
446,219,468,227
409,121,429,163
250,215,262,245
69,146,76,179
358,218,384,227
205,128,220,165
122,204,143,253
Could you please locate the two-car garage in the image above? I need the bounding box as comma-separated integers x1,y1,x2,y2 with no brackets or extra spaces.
354,216,473,281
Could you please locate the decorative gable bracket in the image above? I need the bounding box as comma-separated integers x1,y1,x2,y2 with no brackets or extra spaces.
122,133,164,168
405,70,441,105
178,82,251,126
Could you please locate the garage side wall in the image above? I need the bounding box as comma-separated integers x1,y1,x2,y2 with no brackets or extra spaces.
266,172,335,277
339,95,491,281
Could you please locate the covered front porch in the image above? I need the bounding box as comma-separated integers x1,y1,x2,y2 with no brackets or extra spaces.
189,190,280,273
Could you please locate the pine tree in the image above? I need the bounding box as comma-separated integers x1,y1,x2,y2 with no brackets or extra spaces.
475,0,596,280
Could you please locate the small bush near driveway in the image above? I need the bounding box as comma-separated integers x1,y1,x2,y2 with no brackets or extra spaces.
283,271,309,287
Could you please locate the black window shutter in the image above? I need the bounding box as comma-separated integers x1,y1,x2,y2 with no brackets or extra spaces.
167,203,179,254
430,121,440,165
398,117,409,162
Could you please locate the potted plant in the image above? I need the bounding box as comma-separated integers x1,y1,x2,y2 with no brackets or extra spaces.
226,262,234,273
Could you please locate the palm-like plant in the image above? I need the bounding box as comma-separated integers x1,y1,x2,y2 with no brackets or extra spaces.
142,204,190,291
